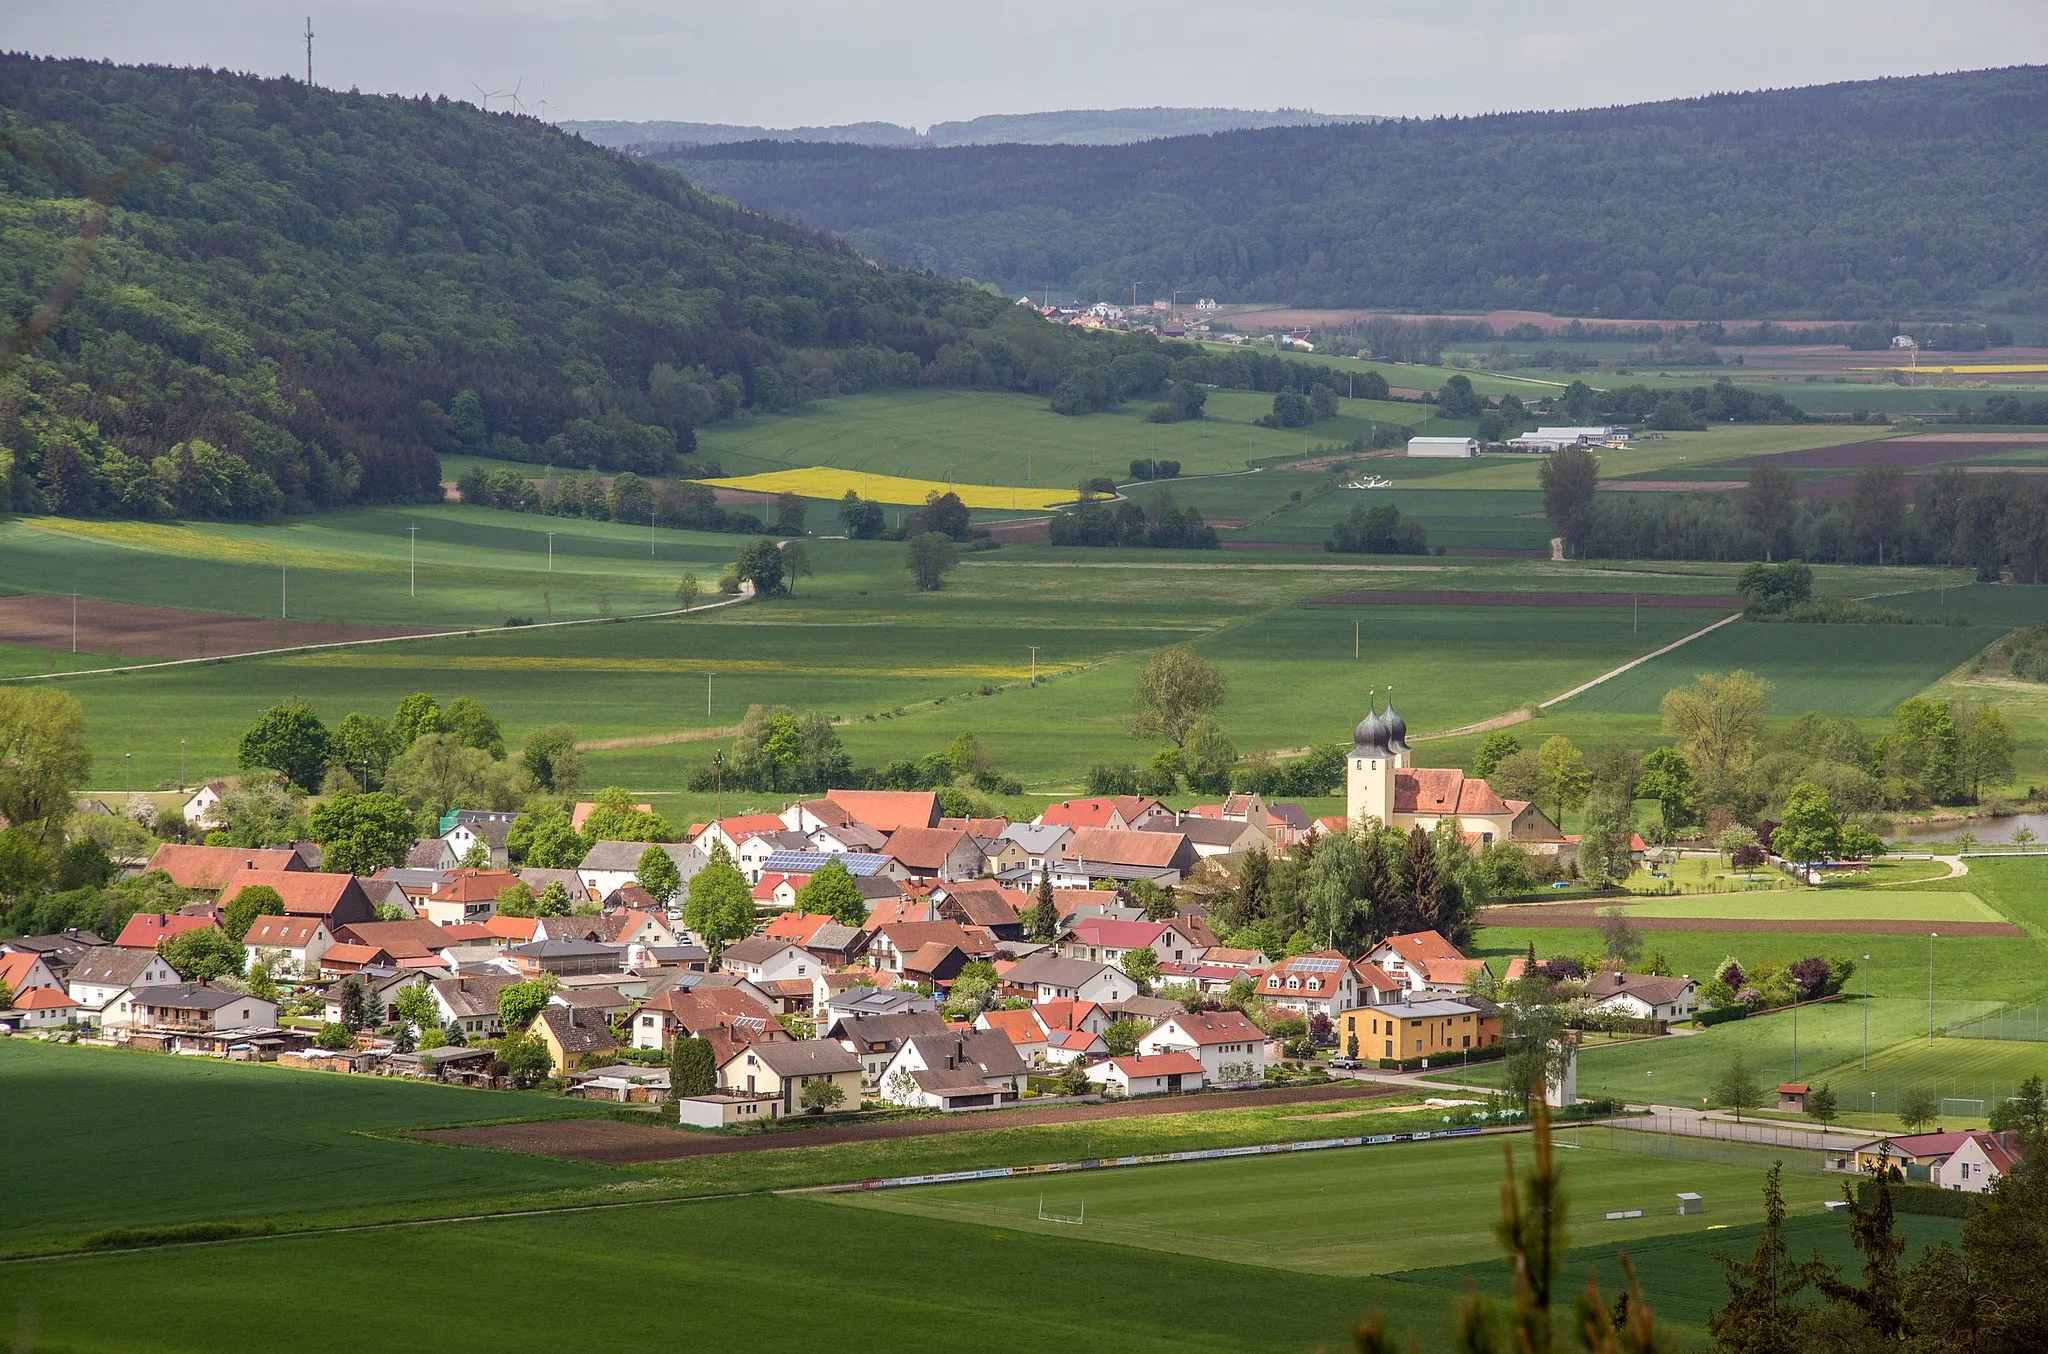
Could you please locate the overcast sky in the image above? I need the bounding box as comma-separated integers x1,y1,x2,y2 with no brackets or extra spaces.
16,1,2048,128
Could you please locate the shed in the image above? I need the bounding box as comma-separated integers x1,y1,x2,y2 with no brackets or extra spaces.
1776,1083,1809,1112
1406,436,1480,458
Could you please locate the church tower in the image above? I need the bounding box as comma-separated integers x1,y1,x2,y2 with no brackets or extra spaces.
1347,690,1397,827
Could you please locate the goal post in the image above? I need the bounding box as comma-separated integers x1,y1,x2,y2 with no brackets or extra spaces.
1037,1196,1085,1225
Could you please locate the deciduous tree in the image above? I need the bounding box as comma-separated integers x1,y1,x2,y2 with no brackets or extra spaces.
793,857,867,926
1712,1052,1763,1121
636,844,683,905
669,1035,716,1096
1661,670,1768,810
221,884,286,942
236,697,331,790
158,926,246,982
1129,645,1226,750
683,844,753,957
905,531,959,591
309,791,416,875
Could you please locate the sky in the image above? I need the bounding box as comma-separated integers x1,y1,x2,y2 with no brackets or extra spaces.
14,0,2048,129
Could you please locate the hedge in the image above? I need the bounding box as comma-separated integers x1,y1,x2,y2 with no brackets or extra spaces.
1378,1045,1508,1072
1859,1178,1981,1219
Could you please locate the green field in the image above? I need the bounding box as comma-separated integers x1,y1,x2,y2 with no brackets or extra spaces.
1790,1036,2048,1123
1624,891,2003,923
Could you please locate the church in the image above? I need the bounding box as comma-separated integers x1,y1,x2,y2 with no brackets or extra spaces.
1345,693,1551,846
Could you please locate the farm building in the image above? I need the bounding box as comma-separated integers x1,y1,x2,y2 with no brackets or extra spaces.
1406,436,1480,458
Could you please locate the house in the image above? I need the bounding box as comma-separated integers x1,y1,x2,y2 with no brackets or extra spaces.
507,939,625,978
181,780,228,827
867,922,994,975
334,917,474,963
144,843,306,894
1155,961,1247,995
1360,931,1482,993
882,827,985,883
629,985,778,1051
1202,946,1269,971
66,947,179,1026
537,1004,618,1075
797,923,870,970
570,798,651,833
1087,1050,1206,1097
975,835,1029,876
397,869,520,926
974,1007,1050,1064
1059,917,1203,967
819,985,942,1033
1138,1010,1266,1084
752,872,809,911
717,1039,863,1114
901,942,973,991
240,915,335,977
1,984,81,1028
718,937,816,985
1000,823,1072,874
1937,1132,2027,1193
429,974,520,1039
127,983,278,1033
1001,952,1138,1006
818,790,940,834
1038,796,1172,831
406,838,460,871
1584,972,1698,1022
1351,958,1405,1007
2,930,109,981
827,1009,951,1083
1054,828,1197,887
577,840,706,901
691,814,792,860
761,850,904,885
808,823,889,856
1850,1132,2029,1190
932,883,1030,940
1153,816,1272,859
221,870,375,929
324,971,431,1026
781,796,860,836
735,830,821,882
1337,996,1500,1062
1033,996,1111,1036
0,950,66,1001
1042,1027,1110,1064
876,1031,1029,1110
442,811,520,868
1257,951,1360,1019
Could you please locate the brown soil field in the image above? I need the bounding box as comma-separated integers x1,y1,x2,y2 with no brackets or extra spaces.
0,594,429,661
416,1080,1397,1165
1306,589,1739,609
1221,539,1324,552
1475,904,2021,937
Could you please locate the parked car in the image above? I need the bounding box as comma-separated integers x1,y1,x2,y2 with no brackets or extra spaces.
1327,1056,1363,1070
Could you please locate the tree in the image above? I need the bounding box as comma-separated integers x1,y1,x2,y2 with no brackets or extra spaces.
518,725,583,795
1120,945,1161,992
1498,979,1572,1111
1596,908,1642,970
308,791,416,875
800,1077,846,1114
674,573,701,612
315,1022,353,1051
535,880,573,916
1849,466,1906,564
497,978,556,1033
1055,1057,1093,1096
0,689,90,844
1903,1114,2048,1351
793,857,867,926
1183,716,1238,793
337,975,375,1031
220,884,286,942
159,927,246,982
1636,747,1697,835
779,540,814,595
393,980,438,1034
1712,1052,1763,1121
1956,703,2017,801
684,844,754,957
1130,645,1227,750
669,1035,716,1096
1028,869,1059,942
1771,781,1840,868
1472,731,1522,779
1898,1086,1941,1134
244,959,278,1002
1536,736,1591,827
906,490,971,540
516,805,586,868
441,696,504,756
1806,1083,1839,1126
495,883,538,917
1708,1163,1810,1354
332,712,395,789
390,692,444,749
236,697,331,789
578,785,675,844
733,538,786,596
386,734,520,821
499,1029,553,1087
1661,670,1768,809
1539,445,1599,554
773,491,808,536
1989,1074,2046,1139
838,490,885,540
636,844,683,905
1101,1018,1149,1057
1742,465,1799,561
212,772,305,848
1578,795,1638,887
905,531,959,591
1815,1150,1906,1343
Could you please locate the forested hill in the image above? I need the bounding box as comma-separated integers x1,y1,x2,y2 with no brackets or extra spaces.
0,56,1024,518
657,66,2048,319
568,107,1377,149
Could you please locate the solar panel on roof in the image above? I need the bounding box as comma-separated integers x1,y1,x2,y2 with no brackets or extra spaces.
1292,957,1343,973
759,851,889,876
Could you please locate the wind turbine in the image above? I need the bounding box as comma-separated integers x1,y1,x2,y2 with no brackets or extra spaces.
470,81,509,112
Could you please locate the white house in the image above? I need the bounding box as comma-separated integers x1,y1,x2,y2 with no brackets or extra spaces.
1256,951,1360,1020
66,948,179,1026
1138,1010,1265,1084
875,1031,1029,1110
182,780,227,827
0,951,66,1001
1003,952,1137,1006
1582,972,1698,1022
1041,1027,1110,1065
1086,1051,1206,1097
429,974,518,1039
442,812,518,868
973,1008,1050,1064
999,823,1071,875
127,984,277,1033
1059,918,1204,967
1935,1132,2027,1193
735,831,817,883
241,915,335,978
2,987,82,1029
577,841,706,902
717,937,815,986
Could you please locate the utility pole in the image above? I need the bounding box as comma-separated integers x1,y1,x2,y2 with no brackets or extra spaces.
1354,619,1360,659
713,751,724,820
179,738,186,791
1862,953,1872,1071
1028,646,1040,687
71,592,78,653
707,670,714,718
305,16,314,88
407,525,420,597
652,504,657,556
1928,932,1938,1045
546,532,554,571
281,535,288,619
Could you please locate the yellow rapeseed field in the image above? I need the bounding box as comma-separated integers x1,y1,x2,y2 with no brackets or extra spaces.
1855,363,2048,375
701,467,1075,510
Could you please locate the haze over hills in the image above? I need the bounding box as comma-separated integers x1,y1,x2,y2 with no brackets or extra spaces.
654,67,2048,320
565,107,1378,149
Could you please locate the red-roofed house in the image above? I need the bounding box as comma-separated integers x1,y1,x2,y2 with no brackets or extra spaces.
0,950,64,1001
113,913,219,950
974,1007,1049,1063
388,869,519,926
1361,931,1476,992
1037,796,1171,832
1054,828,1197,886
1042,1027,1110,1064
1087,1050,1205,1096
763,910,833,945
861,895,938,931
1851,1132,2030,1192
1059,917,1204,966
1033,997,1110,1036
144,843,305,894
1139,1010,1266,1082
2,985,81,1028
882,827,984,882
754,873,810,910
1258,950,1360,1019
822,790,940,835
867,922,994,974
691,814,790,859
220,871,375,928
241,914,336,977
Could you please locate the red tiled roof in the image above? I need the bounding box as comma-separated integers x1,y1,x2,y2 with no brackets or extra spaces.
1098,1050,1203,1077
1039,798,1121,829
753,872,809,903
1034,998,1100,1032
1067,828,1186,869
243,914,325,947
876,921,993,957
1392,769,1510,817
318,943,387,967
824,790,940,834
1376,930,1465,965
861,896,937,931
763,910,832,943
483,917,539,943
884,827,971,870
114,913,218,949
8,986,78,1010
1064,917,1170,949
976,1008,1048,1046
144,844,302,891
220,870,360,917
713,814,788,841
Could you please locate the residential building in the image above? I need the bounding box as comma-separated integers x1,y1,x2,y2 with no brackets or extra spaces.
143,842,305,893
866,922,994,975
2,930,109,981
429,974,519,1039
875,1031,1028,1110
127,984,278,1033
1037,797,1172,832
537,1004,618,1075
1059,917,1203,967
0,950,66,1000
1087,1051,1206,1096
974,1007,1050,1063
442,811,520,868
221,869,376,929
1138,1010,1266,1083
1360,930,1488,992
1054,828,1197,887
692,814,795,859
2,986,81,1029
932,882,1030,940
241,915,335,977
66,948,179,1026
717,1039,863,1114
827,1009,950,1083
507,939,625,978
718,937,815,985
1257,951,1361,1019
181,780,228,827
816,790,940,834
999,823,1071,874
883,827,985,883
1338,997,1501,1062
1583,972,1698,1022
1001,952,1138,1005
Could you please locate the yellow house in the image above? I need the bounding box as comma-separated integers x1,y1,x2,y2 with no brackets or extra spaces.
537,1006,618,1075
1338,998,1500,1063
717,1039,863,1115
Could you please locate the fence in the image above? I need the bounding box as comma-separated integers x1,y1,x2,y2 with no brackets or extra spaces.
1949,1000,2048,1043
1568,1119,1837,1175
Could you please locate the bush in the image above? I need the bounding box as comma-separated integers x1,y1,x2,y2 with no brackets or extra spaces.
1859,1178,1979,1218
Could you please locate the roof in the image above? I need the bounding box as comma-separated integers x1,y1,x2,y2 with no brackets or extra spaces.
937,883,1030,927
65,947,161,989
580,840,692,872
1097,1050,1204,1078
740,829,816,854
539,1005,619,1054
1063,917,1171,949
754,872,810,903
1161,818,1266,848
242,914,327,947
793,797,858,828
317,943,386,967
1382,997,1493,1020
406,839,455,868
1000,823,1071,854
130,983,266,1011
1005,951,1118,990
824,790,940,834
1154,1009,1262,1046
508,939,623,960
408,869,521,904
1353,960,1402,992
1374,930,1466,966
335,919,455,953
7,986,79,1010
709,813,795,842
570,799,650,832
826,1009,948,1047
1037,798,1144,830
144,843,303,890
1393,768,1510,818
937,816,1009,837
1862,1132,1976,1160
762,910,831,943
903,1030,1028,1081
114,913,218,948
1584,972,1697,1006
642,985,775,1030
731,1038,861,1078
875,921,993,958
720,936,804,966
483,916,540,943
976,1008,1048,1046
762,850,891,877
1066,828,1187,870
804,923,867,954
1033,998,1101,1031
220,870,363,917
883,827,973,870
1777,1083,1810,1094
431,974,521,1019
1048,1028,1105,1051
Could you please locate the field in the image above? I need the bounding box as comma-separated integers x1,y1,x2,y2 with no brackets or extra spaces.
702,465,1076,510
1622,891,2006,924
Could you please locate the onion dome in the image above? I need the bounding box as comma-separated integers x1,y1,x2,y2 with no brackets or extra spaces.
1353,691,1392,755
1381,691,1410,754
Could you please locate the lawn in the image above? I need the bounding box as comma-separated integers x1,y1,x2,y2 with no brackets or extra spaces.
1624,891,2005,923
0,1040,617,1252
1792,1036,2048,1123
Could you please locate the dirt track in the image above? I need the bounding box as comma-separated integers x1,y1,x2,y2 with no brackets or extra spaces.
1476,904,2022,937
1306,589,1740,609
0,594,429,660
415,1080,1399,1165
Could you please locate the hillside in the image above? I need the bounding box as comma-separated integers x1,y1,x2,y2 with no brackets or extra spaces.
566,107,1375,150
655,66,2048,319
0,56,1038,518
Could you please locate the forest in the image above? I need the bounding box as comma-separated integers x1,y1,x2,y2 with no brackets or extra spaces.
658,66,2048,317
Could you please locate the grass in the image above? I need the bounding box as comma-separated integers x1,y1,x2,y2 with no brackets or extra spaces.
0,1040,616,1252
1623,891,2004,923
1791,1036,2048,1123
